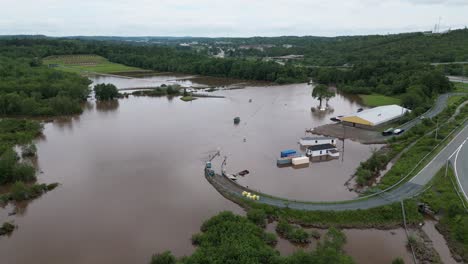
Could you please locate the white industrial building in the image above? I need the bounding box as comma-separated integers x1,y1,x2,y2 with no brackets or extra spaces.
341,105,410,128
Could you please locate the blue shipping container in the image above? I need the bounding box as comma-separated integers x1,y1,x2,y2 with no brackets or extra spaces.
280,149,296,158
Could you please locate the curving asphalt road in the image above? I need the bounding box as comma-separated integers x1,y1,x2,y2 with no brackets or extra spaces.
207,123,468,211
397,93,465,132
453,138,468,201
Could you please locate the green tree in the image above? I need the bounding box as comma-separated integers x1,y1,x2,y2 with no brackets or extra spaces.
312,84,335,108
94,83,120,101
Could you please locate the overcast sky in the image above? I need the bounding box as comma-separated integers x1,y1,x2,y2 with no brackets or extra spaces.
1,0,467,37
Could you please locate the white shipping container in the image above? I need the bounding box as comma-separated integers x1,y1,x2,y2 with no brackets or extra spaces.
292,156,309,165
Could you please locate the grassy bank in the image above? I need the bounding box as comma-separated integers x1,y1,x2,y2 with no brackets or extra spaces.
43,54,141,74
419,167,468,262
359,94,401,107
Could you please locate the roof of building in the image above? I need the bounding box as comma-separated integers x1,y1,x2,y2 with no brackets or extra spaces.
300,136,335,141
307,143,336,151
341,105,410,126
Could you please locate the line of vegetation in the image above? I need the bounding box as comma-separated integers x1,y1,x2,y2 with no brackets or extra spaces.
130,84,182,97
150,211,354,264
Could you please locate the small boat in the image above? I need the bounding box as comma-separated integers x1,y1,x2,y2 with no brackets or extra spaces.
233,117,240,124
238,170,250,176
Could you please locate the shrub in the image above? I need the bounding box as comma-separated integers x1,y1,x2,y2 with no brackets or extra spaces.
247,209,267,227
150,251,176,264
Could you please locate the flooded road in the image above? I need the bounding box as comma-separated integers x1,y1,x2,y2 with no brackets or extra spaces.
1,74,385,263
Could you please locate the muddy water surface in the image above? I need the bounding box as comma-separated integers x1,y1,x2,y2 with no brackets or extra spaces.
267,222,414,264
1,74,388,263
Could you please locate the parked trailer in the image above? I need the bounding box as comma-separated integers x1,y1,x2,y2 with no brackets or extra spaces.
280,149,297,158
292,156,310,165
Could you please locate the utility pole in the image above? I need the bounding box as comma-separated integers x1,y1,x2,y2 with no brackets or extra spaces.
341,124,346,162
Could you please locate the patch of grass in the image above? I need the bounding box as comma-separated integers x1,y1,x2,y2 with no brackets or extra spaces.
43,54,141,74
240,198,423,228
454,82,468,93
180,95,197,102
359,94,402,106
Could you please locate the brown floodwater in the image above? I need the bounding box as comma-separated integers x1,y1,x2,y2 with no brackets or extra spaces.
422,220,457,264
266,222,414,264
1,74,388,263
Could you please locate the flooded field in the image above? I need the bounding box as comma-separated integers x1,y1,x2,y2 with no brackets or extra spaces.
266,222,414,264
0,74,407,263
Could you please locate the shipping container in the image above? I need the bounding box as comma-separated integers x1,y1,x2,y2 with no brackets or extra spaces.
292,156,310,165
277,158,292,165
280,149,297,158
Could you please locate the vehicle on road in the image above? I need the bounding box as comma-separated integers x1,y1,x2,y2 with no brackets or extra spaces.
393,128,405,135
382,127,394,136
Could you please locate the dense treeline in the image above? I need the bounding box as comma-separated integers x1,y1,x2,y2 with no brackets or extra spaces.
0,55,91,116
311,61,453,111
213,29,468,66
150,211,354,264
0,38,309,83
99,45,308,83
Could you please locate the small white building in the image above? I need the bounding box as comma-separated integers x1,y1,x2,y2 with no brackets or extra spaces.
300,136,336,147
306,144,340,159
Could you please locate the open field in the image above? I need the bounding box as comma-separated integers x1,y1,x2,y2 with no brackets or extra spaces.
43,54,142,74
359,94,401,106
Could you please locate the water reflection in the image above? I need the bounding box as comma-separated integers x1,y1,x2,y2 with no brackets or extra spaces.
96,100,120,113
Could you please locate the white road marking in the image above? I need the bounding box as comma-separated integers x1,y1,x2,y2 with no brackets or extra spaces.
409,126,468,183
454,138,468,201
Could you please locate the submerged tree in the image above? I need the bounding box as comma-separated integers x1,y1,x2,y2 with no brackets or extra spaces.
312,84,335,109
94,83,119,101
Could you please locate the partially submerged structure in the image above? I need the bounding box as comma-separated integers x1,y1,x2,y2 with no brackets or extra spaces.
299,136,336,147
340,105,410,128
306,143,340,159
